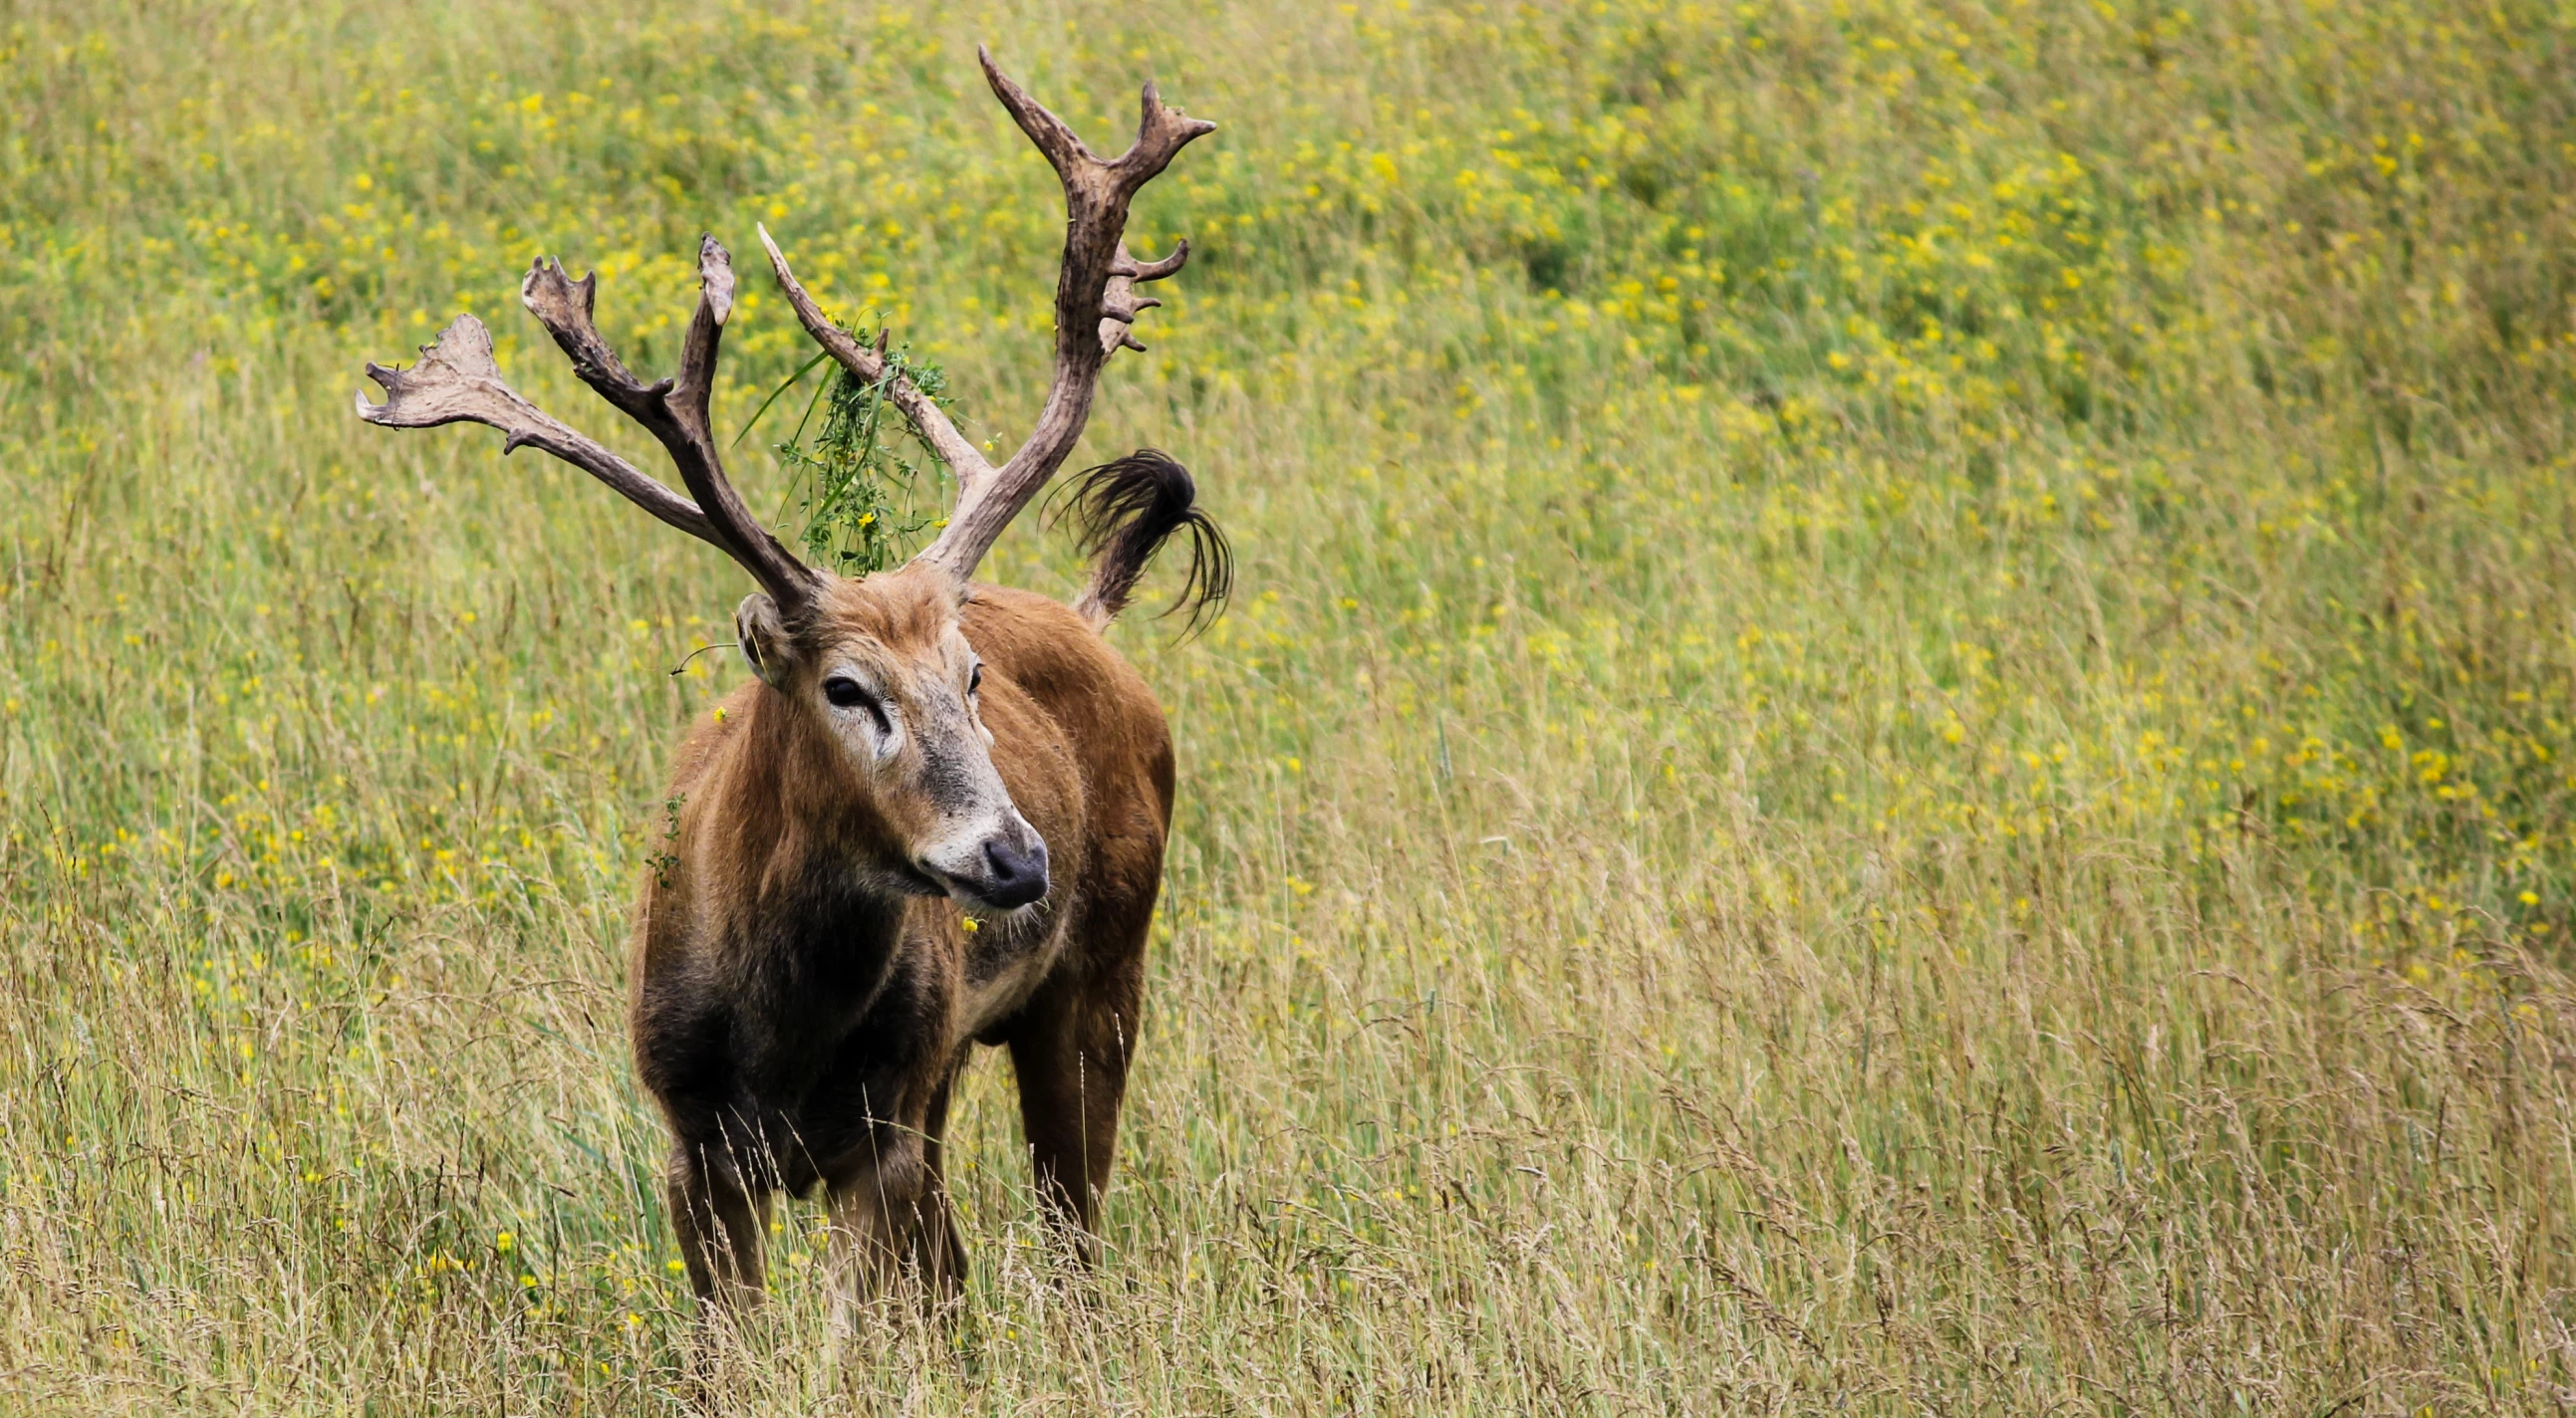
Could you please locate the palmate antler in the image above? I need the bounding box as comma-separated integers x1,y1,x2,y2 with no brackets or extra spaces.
356,48,1210,605
359,237,824,613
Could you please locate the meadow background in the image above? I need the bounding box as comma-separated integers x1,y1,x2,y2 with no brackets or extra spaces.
4,0,2575,1411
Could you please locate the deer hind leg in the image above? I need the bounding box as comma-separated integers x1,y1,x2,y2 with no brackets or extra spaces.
668,1137,771,1312
1005,966,1143,1263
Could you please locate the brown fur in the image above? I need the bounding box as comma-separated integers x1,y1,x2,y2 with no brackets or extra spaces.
354,50,1225,1334
631,567,1173,1315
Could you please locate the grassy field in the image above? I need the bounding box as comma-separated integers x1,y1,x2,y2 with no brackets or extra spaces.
4,0,2576,1410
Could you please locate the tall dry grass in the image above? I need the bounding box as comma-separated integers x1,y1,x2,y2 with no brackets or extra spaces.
3,0,2575,1411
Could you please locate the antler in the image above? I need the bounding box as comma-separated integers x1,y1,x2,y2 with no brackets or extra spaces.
356,315,718,543
358,236,823,613
762,45,1213,587
362,54,1209,606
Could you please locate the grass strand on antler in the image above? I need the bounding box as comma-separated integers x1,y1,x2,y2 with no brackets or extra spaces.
762,334,961,577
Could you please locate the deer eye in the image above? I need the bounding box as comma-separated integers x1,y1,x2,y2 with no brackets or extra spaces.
967,663,983,696
823,675,898,747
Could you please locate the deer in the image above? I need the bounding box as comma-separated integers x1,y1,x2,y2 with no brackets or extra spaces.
352,49,1224,1321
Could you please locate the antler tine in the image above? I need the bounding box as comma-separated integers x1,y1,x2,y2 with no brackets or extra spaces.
356,314,720,544
518,238,822,611
1099,238,1190,354
757,223,995,486
1116,243,1190,283
674,233,734,419
978,47,1097,184
907,49,1215,586
1115,78,1221,194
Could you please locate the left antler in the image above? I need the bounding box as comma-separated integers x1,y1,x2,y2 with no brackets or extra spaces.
763,45,1214,587
359,237,824,616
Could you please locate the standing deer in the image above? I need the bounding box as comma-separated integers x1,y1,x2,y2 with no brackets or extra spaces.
353,49,1224,1316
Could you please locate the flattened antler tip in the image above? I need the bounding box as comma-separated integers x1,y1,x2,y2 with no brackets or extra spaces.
425,312,494,350
521,254,587,288
1139,76,1213,121
353,358,433,426
697,234,736,324
521,257,601,325
1127,89,1215,170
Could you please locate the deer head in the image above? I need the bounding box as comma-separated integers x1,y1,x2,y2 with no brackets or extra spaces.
355,49,1211,913
735,566,1046,910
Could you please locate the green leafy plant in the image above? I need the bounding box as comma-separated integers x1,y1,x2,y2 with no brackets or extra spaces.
653,791,686,888
751,331,960,576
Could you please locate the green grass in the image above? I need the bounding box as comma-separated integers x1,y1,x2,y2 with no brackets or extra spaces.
5,0,2576,1410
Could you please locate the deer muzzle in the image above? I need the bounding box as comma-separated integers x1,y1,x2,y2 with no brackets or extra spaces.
920,814,1050,913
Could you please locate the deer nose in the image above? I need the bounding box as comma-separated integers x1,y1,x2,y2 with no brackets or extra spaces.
976,828,1049,910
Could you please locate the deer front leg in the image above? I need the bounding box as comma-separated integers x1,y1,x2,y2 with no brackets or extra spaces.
823,1122,932,1333
824,1179,901,1339
668,1142,769,1313
909,1075,968,1300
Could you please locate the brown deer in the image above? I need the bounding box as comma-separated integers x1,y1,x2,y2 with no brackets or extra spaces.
353,50,1223,1317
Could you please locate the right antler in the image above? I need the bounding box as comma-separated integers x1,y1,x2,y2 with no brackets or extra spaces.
359,236,822,614
764,46,1214,587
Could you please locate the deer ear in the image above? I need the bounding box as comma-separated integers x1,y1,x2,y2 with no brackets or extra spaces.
735,593,794,689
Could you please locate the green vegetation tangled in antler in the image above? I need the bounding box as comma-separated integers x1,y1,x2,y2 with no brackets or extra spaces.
765,342,958,576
